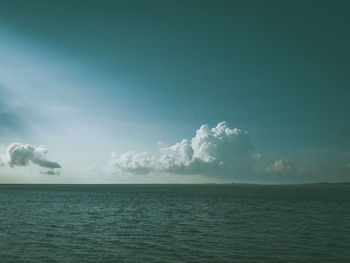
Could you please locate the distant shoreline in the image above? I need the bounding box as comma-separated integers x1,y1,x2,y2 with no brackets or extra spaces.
0,182,349,186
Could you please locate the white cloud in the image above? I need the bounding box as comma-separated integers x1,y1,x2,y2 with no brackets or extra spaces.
109,151,156,175
265,159,294,174
108,121,257,178
4,142,61,169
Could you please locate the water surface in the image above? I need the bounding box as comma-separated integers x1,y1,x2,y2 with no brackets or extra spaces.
0,184,349,262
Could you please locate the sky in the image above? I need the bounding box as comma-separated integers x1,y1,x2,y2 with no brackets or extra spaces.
0,0,349,183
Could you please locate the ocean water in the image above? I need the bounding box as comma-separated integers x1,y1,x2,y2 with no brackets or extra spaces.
0,184,349,262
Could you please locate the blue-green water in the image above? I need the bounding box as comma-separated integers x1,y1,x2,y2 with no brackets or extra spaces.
0,184,349,262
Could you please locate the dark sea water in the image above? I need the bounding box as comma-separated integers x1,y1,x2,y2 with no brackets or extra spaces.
0,184,349,262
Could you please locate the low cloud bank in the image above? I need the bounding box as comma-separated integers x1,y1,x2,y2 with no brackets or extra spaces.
109,122,258,178
0,143,61,174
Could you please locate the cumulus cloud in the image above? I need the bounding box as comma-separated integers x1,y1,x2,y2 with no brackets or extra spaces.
265,159,294,174
4,143,61,169
110,151,156,175
108,121,257,178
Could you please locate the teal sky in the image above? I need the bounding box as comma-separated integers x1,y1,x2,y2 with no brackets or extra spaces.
0,0,349,183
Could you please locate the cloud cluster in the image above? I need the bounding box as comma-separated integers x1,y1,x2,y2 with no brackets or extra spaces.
109,122,257,178
1,143,61,171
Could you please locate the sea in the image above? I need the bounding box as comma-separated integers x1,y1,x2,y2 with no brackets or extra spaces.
0,184,349,262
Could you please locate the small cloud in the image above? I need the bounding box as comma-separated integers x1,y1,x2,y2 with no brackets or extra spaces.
86,164,98,171
5,143,61,169
252,153,262,159
265,159,294,174
40,170,60,176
